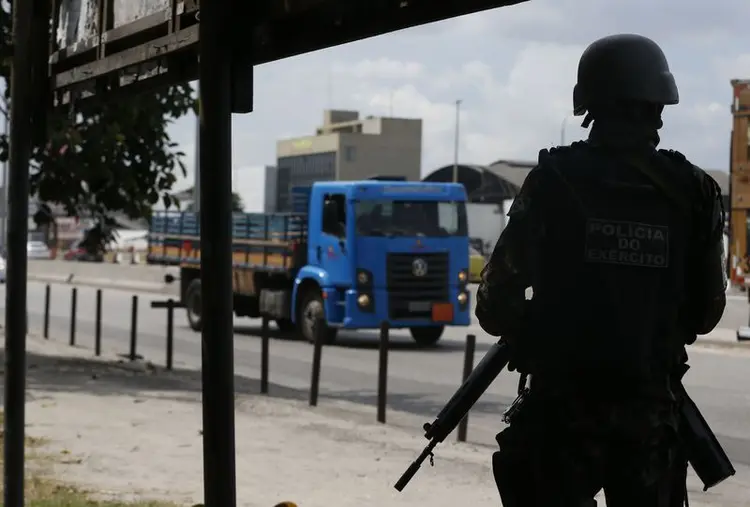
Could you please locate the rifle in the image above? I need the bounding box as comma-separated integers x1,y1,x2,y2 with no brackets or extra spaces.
674,378,736,490
394,340,511,492
393,340,736,493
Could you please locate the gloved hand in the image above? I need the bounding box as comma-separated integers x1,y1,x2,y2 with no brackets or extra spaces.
504,337,529,373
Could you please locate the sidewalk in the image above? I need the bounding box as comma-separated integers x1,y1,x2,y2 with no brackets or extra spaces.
9,333,750,506
697,327,750,350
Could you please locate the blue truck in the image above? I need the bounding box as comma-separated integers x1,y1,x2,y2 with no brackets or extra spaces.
147,180,471,346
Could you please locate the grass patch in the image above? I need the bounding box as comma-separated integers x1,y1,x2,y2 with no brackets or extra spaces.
0,412,179,506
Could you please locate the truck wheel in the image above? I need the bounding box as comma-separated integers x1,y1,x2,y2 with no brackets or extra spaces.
185,278,202,331
275,318,295,334
298,290,338,345
410,326,444,347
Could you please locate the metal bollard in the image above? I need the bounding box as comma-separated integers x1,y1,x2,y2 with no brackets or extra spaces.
457,334,477,442
43,284,50,339
129,295,138,360
260,316,270,394
377,321,389,424
165,298,175,370
94,289,102,356
69,287,77,346
309,318,324,406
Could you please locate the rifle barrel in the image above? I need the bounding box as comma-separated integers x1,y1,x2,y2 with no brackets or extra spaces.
394,440,437,491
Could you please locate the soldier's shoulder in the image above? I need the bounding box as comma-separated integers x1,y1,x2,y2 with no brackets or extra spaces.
657,148,706,179
658,148,697,170
658,149,719,198
539,140,589,162
534,141,590,179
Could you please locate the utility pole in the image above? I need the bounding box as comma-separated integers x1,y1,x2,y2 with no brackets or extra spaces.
193,85,200,212
4,0,34,504
452,99,462,183
560,115,569,146
198,0,237,505
1,111,9,250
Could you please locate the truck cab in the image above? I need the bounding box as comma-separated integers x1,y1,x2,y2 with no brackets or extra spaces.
293,181,470,345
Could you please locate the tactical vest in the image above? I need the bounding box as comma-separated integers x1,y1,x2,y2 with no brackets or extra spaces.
525,142,697,394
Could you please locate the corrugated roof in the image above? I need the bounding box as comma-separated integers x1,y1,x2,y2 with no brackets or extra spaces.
485,160,536,189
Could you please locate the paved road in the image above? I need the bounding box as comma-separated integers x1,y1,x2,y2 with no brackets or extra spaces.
3,280,750,500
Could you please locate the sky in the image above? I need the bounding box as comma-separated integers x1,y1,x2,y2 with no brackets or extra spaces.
166,0,749,211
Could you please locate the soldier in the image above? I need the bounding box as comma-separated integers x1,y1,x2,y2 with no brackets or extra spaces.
476,34,726,506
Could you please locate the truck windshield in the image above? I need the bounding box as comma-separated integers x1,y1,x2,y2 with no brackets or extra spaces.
355,200,468,237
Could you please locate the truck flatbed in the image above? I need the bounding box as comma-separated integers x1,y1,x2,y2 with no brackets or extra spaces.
148,211,307,272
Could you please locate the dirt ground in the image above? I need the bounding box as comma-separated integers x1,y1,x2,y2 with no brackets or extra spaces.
2,333,748,507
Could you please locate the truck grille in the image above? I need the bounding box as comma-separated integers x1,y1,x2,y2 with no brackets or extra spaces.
386,253,449,319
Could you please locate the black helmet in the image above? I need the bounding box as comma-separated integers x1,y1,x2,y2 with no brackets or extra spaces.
573,34,679,116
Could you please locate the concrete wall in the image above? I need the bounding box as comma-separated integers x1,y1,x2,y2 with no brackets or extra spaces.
276,111,422,183
337,118,422,181
276,134,340,159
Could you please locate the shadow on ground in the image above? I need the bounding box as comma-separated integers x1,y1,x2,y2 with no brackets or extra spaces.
232,324,496,354
0,341,513,421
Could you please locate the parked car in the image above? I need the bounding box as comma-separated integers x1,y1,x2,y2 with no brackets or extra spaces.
469,245,485,283
27,240,52,260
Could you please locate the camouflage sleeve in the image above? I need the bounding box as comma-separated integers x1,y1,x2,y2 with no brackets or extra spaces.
688,172,726,337
475,166,543,338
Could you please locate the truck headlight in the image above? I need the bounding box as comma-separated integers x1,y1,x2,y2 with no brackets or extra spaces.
357,294,371,307
457,291,468,305
356,269,372,286
458,270,468,283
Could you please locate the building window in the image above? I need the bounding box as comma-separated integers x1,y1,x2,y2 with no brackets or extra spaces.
344,146,356,162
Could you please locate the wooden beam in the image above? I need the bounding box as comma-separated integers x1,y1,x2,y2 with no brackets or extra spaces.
53,24,199,89
48,0,527,101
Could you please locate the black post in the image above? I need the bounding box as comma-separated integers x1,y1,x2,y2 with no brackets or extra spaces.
457,334,477,442
260,316,269,394
199,0,237,504
43,284,50,339
129,295,138,360
377,321,389,424
3,0,34,503
69,287,77,346
94,289,102,356
166,299,175,370
309,318,324,406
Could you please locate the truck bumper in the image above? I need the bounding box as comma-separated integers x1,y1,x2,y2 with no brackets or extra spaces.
330,288,471,329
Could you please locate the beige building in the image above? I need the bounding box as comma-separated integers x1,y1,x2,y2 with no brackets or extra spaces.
274,110,422,211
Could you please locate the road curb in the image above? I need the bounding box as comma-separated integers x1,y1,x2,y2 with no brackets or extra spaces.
692,337,750,351
27,274,174,295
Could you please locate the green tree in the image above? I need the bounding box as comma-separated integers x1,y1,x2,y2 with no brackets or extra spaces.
0,2,195,251
231,192,244,212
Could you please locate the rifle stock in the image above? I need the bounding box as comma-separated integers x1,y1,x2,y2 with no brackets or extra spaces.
394,340,510,491
674,381,736,490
